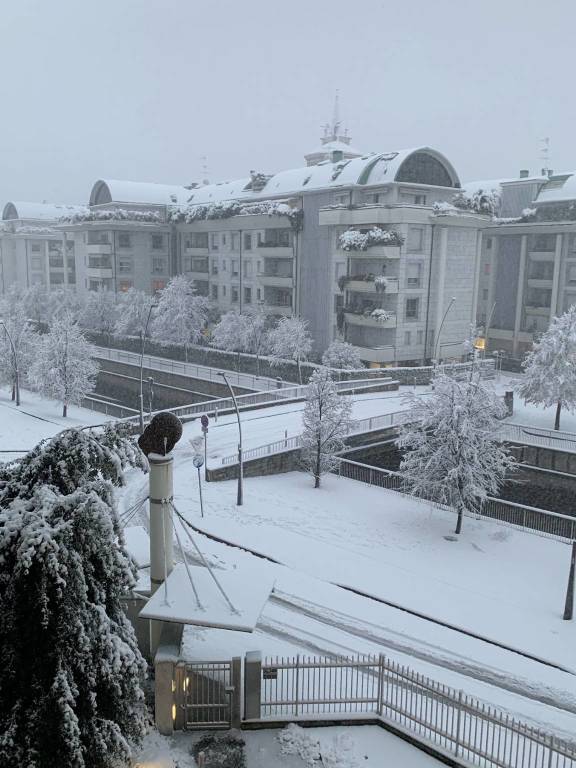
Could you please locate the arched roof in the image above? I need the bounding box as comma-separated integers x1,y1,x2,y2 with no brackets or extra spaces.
179,147,460,209
89,179,192,207
2,201,84,221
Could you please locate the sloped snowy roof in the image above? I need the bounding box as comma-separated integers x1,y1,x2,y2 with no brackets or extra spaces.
177,147,459,209
534,173,576,204
89,179,192,206
461,179,513,196
2,201,84,221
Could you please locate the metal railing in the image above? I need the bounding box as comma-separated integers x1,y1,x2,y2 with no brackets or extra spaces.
260,654,576,768
336,458,576,541
221,408,406,466
81,395,139,419
502,422,576,454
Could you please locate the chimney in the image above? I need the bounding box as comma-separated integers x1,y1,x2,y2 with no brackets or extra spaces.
519,169,529,179
331,150,344,163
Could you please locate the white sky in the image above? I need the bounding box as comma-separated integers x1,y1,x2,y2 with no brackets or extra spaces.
0,0,574,205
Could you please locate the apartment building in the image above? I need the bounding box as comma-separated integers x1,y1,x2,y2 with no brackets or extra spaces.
1,120,490,365
0,202,83,293
474,170,576,357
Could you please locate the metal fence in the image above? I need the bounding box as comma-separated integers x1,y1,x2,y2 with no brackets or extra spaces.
176,660,233,730
502,422,576,455
81,395,139,419
335,458,576,542
260,654,576,768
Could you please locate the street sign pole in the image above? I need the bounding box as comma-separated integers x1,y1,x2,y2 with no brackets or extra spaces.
201,414,209,483
563,540,576,621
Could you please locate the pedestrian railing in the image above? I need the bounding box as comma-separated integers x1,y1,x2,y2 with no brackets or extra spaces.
335,458,576,542
502,422,576,454
259,653,576,768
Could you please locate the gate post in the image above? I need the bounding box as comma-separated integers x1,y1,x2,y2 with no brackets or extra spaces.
231,657,242,728
244,651,262,720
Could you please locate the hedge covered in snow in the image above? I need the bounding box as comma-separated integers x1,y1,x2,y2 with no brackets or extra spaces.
338,227,404,251
169,199,304,229
59,207,164,224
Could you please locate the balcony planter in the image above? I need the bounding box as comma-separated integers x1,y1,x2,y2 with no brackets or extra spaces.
339,227,404,252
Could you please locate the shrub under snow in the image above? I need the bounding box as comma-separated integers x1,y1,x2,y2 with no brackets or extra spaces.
338,227,403,251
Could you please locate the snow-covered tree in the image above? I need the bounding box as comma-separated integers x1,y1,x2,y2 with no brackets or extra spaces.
301,367,352,487
0,288,37,402
519,306,576,430
115,288,156,339
80,288,119,343
47,287,83,325
0,428,147,768
322,340,363,370
22,284,49,325
211,311,247,356
243,306,270,376
267,316,313,383
397,373,513,534
151,275,210,361
28,315,99,416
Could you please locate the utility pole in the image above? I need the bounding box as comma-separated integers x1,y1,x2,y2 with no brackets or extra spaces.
148,452,174,655
217,372,243,505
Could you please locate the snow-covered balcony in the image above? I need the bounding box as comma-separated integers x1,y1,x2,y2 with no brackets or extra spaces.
87,267,113,279
524,305,550,316
257,245,293,259
352,344,397,363
344,310,397,329
260,274,293,288
527,278,553,289
346,276,399,294
184,246,209,256
262,303,292,316
87,243,112,255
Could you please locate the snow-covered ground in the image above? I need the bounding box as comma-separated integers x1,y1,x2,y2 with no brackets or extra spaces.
0,386,106,459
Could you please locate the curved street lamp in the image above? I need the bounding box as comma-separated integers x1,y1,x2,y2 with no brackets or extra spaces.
217,371,243,506
433,296,456,365
139,302,158,432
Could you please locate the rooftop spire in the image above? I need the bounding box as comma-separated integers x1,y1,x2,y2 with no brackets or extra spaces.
322,91,350,146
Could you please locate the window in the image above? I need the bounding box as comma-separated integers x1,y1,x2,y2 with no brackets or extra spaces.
486,237,493,250
152,257,167,273
414,194,427,206
417,329,424,345
151,234,164,250
185,233,208,249
118,256,133,273
567,265,576,284
88,255,111,269
363,192,381,204
231,286,239,303
532,233,556,252
404,331,412,346
406,262,422,288
243,260,252,277
256,288,262,301
31,242,42,253
211,260,218,275
335,262,346,280
244,286,252,304
152,280,166,293
484,262,491,275
257,260,262,274
333,192,349,206
405,297,420,320
50,273,65,285
259,229,292,247
407,227,424,252
118,233,131,248
222,234,227,246
87,231,109,245
211,285,218,300
334,294,344,312
183,256,192,272
119,280,133,292
482,288,489,300
231,259,239,276
211,233,218,250
231,233,239,251
243,233,252,250
31,256,43,271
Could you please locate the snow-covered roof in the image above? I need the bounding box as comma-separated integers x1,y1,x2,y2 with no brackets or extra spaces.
182,147,460,208
2,201,84,221
534,173,576,204
305,139,364,157
89,179,192,207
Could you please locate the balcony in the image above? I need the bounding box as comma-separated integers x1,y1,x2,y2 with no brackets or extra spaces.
527,278,553,289
339,245,401,259
87,243,112,254
260,273,293,288
263,304,292,316
185,246,209,256
524,305,550,316
257,245,293,259
344,310,397,329
87,267,113,279
351,345,397,364
528,250,554,261
185,270,210,281
345,276,399,294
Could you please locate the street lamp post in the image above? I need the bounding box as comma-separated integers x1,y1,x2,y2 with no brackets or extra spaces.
147,376,154,418
433,296,456,366
0,320,20,406
217,371,243,506
139,303,158,433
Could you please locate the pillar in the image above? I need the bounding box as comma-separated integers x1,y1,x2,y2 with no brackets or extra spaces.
512,235,527,357
244,651,262,720
149,453,174,656
432,227,448,360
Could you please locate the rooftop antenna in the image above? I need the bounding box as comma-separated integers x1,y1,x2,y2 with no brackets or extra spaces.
332,89,341,135
201,155,210,186
540,137,551,177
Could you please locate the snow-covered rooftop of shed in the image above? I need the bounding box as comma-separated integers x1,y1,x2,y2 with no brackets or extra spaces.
89,179,192,206
534,173,576,204
2,201,84,221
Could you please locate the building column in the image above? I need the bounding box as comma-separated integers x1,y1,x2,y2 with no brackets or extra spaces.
62,235,69,287
470,229,483,327
512,235,528,356
432,226,449,360
550,233,563,320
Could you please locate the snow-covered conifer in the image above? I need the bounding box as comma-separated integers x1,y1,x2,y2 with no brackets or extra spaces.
301,367,352,487
115,288,156,339
267,316,313,383
151,275,210,360
322,340,363,370
0,428,147,767
519,306,576,430
80,287,119,343
28,314,99,417
397,373,513,534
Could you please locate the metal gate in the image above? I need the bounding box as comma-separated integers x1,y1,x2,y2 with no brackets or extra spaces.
178,661,234,729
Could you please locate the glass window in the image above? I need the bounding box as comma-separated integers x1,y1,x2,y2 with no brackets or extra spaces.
231,233,239,251
256,288,262,301
244,286,252,304
31,256,43,271
222,234,227,246
244,260,252,277
87,231,109,245
151,234,164,250
152,257,167,273
404,331,411,346
211,260,218,274
152,280,166,293
335,262,346,280
484,262,491,274
243,233,252,250
211,233,218,250
222,285,227,297
231,286,239,303
567,265,576,284
211,284,218,300
417,329,424,344
407,227,424,252
119,280,133,292
119,256,133,273
532,234,556,252
231,259,239,276
118,233,131,248
395,152,454,187
31,242,42,253
406,262,422,288
486,237,492,250
405,297,420,320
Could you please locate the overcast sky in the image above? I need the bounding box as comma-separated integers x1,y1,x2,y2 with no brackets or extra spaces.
0,0,574,206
